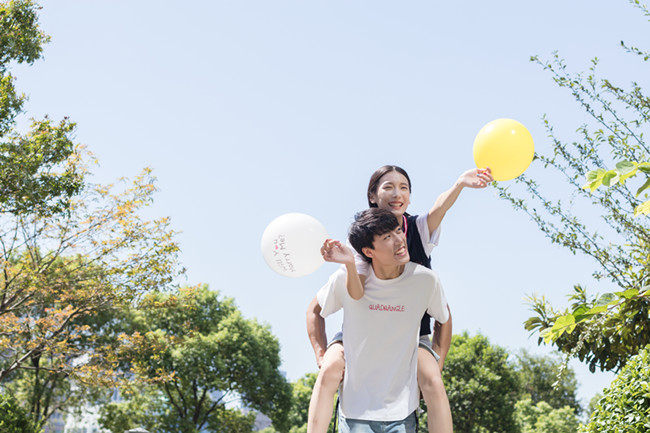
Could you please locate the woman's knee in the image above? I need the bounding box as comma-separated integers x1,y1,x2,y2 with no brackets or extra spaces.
417,355,444,396
319,346,345,385
419,371,445,396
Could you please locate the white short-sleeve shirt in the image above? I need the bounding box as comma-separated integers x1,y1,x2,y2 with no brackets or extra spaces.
317,262,448,421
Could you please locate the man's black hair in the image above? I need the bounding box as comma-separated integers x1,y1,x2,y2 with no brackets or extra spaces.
348,208,400,263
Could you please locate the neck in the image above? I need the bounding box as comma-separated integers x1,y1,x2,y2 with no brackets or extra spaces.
396,214,404,228
371,262,405,280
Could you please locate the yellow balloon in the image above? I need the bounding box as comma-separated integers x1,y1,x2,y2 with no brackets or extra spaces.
473,119,535,181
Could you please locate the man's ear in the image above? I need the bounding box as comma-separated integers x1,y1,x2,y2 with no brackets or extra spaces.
362,247,374,260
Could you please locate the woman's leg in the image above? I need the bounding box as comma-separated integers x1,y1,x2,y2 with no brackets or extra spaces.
307,342,345,433
417,346,453,433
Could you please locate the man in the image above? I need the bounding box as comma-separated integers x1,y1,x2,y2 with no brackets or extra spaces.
307,208,450,433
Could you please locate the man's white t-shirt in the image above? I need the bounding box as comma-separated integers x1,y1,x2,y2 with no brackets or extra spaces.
317,261,449,421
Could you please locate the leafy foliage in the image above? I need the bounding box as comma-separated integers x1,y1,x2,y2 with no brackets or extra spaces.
498,0,650,373
278,372,336,433
284,373,315,433
582,160,650,216
580,344,650,433
0,0,49,133
0,117,85,216
0,166,183,422
0,393,41,433
0,1,82,217
442,332,520,433
0,0,183,424
514,350,581,414
515,398,579,433
109,285,292,433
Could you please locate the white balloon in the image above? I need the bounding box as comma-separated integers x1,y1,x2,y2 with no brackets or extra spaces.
261,213,329,278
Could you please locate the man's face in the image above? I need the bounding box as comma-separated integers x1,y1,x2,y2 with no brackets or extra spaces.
363,226,410,266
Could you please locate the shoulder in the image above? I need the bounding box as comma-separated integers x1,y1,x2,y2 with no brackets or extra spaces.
330,267,348,284
320,267,348,291
406,213,421,222
410,261,435,275
410,263,441,283
406,214,424,230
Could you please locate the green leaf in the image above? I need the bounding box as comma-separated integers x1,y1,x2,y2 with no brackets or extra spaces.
554,314,575,328
551,314,576,337
615,160,636,175
618,163,638,184
636,178,650,197
586,305,608,315
585,169,601,182
613,288,639,299
638,162,650,174
634,200,650,216
596,293,617,306
640,286,650,297
541,327,554,344
572,304,591,322
583,168,606,192
601,170,619,186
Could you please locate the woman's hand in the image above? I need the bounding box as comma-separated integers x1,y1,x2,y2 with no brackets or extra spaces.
457,167,493,189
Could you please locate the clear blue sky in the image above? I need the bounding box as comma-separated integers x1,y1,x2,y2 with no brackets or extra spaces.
14,0,649,407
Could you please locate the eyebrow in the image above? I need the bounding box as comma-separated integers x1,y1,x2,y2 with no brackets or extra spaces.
382,181,409,187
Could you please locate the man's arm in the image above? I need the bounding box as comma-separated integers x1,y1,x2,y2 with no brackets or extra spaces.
432,306,452,371
306,296,328,368
321,239,364,300
427,168,493,235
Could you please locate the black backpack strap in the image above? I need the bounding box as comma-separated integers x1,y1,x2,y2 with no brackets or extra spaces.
331,396,340,433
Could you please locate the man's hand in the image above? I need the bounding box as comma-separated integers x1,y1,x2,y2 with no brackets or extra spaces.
321,239,354,265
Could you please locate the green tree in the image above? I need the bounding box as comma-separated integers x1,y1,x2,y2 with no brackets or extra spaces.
0,0,84,217
0,0,48,130
0,394,41,433
284,373,315,433
515,398,579,433
97,383,173,433
514,350,581,414
0,2,183,426
107,285,292,433
580,344,650,433
261,372,337,433
0,166,183,424
497,0,650,373
586,393,602,419
442,332,519,433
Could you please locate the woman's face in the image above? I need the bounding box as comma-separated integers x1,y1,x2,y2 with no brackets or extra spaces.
369,171,411,219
